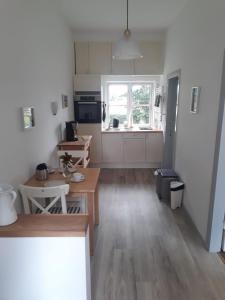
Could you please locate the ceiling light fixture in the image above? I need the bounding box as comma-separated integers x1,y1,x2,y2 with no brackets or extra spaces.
112,0,143,60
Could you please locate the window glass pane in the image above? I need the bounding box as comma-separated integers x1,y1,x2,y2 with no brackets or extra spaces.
132,106,150,125
109,84,128,105
109,106,128,126
132,84,151,105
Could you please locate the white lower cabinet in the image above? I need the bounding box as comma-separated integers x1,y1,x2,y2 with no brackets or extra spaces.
79,126,164,166
102,133,123,162
123,134,146,163
101,131,163,167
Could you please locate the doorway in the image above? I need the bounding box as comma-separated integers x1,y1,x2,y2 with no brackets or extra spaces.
163,71,180,169
207,50,225,252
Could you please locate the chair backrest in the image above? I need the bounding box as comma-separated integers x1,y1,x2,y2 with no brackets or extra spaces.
20,184,69,215
57,150,88,168
57,150,87,159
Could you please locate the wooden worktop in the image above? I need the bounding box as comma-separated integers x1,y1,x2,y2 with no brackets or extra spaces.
58,135,92,147
101,128,163,133
0,215,89,238
25,168,100,193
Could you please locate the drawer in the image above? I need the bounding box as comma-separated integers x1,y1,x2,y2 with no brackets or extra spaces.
122,133,146,139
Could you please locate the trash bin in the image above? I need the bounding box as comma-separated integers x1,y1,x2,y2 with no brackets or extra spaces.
155,169,179,201
170,181,185,209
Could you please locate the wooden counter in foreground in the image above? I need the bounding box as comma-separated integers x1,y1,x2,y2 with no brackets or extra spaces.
0,214,91,300
0,214,89,237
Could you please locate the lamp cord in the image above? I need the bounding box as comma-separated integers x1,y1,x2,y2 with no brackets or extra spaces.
126,0,129,30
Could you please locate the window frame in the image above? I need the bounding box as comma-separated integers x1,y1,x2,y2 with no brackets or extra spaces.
102,75,161,128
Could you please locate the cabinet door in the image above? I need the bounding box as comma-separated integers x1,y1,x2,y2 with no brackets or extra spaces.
75,42,89,74
102,134,123,163
89,42,111,74
112,59,134,75
123,134,146,162
74,75,101,91
78,124,102,163
134,42,164,75
146,133,164,163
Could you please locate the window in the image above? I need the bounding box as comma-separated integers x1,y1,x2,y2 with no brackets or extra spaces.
102,75,161,128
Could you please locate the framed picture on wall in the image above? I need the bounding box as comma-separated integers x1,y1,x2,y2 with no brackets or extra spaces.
22,107,35,130
62,94,68,108
190,87,200,114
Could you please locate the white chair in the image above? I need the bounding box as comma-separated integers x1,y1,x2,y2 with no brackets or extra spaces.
20,184,71,215
57,150,89,169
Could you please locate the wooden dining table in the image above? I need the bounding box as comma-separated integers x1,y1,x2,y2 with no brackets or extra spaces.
24,168,100,256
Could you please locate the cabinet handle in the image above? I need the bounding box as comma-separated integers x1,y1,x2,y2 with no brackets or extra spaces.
124,138,145,140
78,102,98,105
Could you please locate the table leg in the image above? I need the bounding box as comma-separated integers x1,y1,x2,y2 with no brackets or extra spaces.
95,184,100,225
87,192,94,256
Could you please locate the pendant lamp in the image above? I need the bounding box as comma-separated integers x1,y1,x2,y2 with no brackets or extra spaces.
112,0,143,60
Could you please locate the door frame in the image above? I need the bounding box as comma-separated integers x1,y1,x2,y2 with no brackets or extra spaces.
163,69,181,169
207,50,225,252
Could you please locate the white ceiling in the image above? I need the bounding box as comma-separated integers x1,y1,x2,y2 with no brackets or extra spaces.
60,0,188,34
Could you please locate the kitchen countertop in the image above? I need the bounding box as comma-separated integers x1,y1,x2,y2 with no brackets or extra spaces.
58,135,92,147
101,127,163,133
0,215,89,237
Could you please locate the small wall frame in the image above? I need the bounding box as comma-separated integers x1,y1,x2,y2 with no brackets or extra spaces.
62,95,68,108
22,107,35,129
190,87,201,114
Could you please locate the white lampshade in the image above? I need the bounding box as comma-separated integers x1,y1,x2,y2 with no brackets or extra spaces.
112,30,143,60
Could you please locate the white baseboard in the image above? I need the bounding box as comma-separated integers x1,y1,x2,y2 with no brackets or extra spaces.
90,162,161,169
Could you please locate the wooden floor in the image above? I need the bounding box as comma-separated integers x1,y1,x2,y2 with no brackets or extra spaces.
218,252,225,265
92,169,225,300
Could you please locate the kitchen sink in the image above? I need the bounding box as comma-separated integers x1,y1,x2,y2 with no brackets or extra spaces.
139,127,152,130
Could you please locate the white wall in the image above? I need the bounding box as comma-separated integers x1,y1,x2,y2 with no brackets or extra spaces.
164,0,225,243
0,0,74,210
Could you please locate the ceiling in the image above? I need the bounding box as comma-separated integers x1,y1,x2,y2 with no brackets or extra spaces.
60,0,188,34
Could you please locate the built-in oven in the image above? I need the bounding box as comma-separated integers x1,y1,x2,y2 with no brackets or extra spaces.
74,91,102,124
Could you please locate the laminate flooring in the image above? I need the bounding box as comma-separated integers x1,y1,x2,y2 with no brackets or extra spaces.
91,169,225,300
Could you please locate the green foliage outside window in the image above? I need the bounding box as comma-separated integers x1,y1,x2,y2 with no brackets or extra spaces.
132,85,151,124
108,84,153,126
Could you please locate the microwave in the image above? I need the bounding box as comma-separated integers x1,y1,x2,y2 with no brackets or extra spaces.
74,91,102,124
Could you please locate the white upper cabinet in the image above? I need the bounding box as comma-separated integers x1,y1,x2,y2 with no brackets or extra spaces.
74,74,101,91
89,42,111,74
134,42,164,75
74,41,164,76
75,42,89,74
112,58,134,75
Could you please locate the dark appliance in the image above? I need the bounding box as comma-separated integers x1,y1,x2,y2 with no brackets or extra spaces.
113,118,119,128
74,91,101,124
155,169,179,202
35,163,48,181
65,121,78,141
